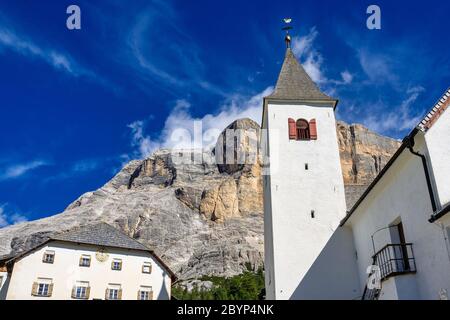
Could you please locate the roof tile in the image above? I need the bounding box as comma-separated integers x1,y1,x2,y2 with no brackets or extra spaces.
50,222,148,251
266,48,335,102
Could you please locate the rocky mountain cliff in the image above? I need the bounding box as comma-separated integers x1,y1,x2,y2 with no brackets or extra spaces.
0,119,400,279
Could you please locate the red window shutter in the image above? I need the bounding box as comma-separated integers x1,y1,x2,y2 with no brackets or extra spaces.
309,119,317,140
288,118,296,139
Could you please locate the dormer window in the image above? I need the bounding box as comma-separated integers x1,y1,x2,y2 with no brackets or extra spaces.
288,118,317,140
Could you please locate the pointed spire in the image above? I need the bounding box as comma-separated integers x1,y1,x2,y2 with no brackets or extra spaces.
267,48,336,103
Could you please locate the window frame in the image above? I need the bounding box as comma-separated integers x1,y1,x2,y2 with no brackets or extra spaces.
296,119,310,141
75,286,87,299
37,283,50,297
139,291,150,300
106,284,122,300
42,251,55,264
142,262,152,274
138,286,153,300
111,259,122,271
79,255,91,267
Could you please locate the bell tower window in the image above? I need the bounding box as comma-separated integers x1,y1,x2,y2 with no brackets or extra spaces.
288,118,318,140
296,119,310,140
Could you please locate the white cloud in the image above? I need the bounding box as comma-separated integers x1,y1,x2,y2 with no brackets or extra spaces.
127,87,273,158
0,204,28,228
124,5,228,98
340,70,353,84
291,27,353,87
72,159,99,173
0,160,49,181
0,208,7,228
357,49,396,85
291,27,325,84
361,86,425,134
128,120,155,159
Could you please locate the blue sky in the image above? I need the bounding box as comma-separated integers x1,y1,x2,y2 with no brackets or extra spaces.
0,0,449,226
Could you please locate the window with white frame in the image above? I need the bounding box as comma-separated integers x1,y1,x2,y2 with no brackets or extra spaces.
32,278,53,297
142,262,152,274
72,281,90,299
106,284,122,300
138,286,153,300
111,258,122,271
42,250,55,264
79,255,91,267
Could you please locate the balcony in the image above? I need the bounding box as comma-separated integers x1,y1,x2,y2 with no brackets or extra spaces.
362,243,416,300
374,243,416,281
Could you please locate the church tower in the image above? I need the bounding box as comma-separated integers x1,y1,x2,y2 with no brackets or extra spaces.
262,36,347,300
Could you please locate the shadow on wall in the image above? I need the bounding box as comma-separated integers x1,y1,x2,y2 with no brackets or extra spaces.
157,275,170,300
0,275,10,300
290,226,362,300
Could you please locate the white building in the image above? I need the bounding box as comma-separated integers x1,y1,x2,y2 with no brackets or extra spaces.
340,88,450,300
263,41,450,300
262,46,348,300
0,223,176,300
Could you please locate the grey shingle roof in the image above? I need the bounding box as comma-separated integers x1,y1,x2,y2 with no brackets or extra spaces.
50,222,149,251
267,48,335,102
0,253,15,263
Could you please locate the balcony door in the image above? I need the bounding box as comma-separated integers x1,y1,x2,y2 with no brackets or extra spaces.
391,222,410,272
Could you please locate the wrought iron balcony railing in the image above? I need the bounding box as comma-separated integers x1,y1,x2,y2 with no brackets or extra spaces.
362,243,416,300
374,243,416,281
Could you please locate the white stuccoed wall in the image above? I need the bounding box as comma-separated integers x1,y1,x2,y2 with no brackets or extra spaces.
348,134,450,300
263,102,347,300
5,241,172,300
424,107,450,208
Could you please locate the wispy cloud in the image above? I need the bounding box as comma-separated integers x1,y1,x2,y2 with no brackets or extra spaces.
0,203,27,228
0,27,88,77
126,87,273,159
123,3,227,98
0,25,117,91
0,160,49,181
42,159,103,183
291,27,353,88
361,86,425,134
357,49,397,86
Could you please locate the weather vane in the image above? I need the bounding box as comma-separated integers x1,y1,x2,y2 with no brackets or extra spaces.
282,18,293,48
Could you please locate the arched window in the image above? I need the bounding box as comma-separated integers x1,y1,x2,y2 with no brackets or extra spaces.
296,119,310,140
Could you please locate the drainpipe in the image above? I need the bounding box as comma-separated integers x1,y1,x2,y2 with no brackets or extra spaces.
404,132,437,213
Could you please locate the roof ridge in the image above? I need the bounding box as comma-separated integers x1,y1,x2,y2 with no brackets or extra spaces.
418,87,450,132
50,221,149,251
266,48,336,102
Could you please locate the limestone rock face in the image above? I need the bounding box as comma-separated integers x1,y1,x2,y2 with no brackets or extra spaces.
337,121,401,185
215,118,260,175
0,118,400,280
336,121,401,207
129,153,176,188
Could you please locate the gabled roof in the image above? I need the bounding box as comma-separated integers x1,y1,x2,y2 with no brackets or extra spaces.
418,87,450,132
50,222,148,251
266,48,336,103
3,222,177,280
341,87,450,226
